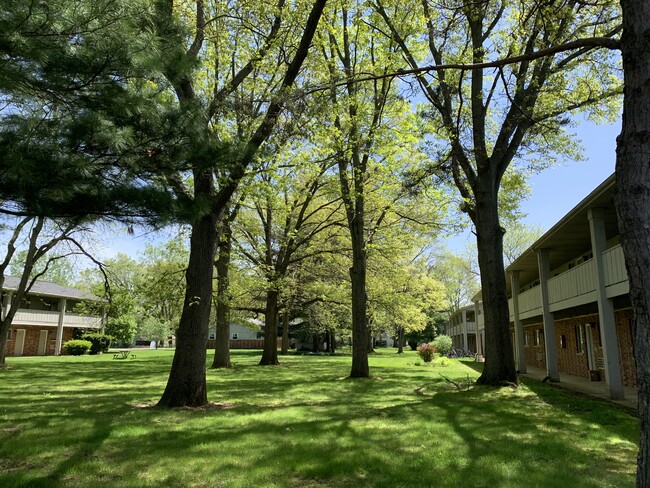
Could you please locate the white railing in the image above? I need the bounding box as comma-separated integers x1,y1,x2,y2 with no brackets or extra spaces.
11,309,102,328
603,244,627,287
518,287,542,315
548,259,596,304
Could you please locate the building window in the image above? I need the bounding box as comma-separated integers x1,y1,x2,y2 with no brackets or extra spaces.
6,329,11,340
523,330,528,347
232,333,238,340
575,324,585,354
535,329,542,346
208,332,216,340
560,335,567,349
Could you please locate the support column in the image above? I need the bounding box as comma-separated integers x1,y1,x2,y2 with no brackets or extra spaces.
588,208,624,400
2,292,13,320
537,249,559,381
511,270,527,374
461,309,468,350
55,297,67,355
474,300,483,359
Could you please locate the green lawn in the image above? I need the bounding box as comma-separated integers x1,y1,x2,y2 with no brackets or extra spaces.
0,349,638,487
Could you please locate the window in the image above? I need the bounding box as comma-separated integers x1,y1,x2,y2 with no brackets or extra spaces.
575,324,585,354
6,329,11,340
560,335,567,349
208,332,216,340
231,333,238,340
535,329,542,346
523,330,528,347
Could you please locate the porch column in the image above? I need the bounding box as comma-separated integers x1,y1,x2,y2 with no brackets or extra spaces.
2,292,13,320
537,249,559,381
474,300,483,358
461,309,468,350
511,270,527,374
55,297,67,355
588,208,624,400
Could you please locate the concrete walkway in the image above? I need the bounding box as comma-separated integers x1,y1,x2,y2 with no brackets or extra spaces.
520,366,638,413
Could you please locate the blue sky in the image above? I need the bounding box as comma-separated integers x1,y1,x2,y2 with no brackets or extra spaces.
446,118,621,252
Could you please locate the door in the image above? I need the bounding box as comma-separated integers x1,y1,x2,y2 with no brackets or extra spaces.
38,330,48,355
13,329,25,356
585,324,596,371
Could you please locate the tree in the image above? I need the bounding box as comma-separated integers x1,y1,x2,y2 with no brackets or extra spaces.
428,251,480,317
154,0,327,407
615,0,650,484
375,0,621,385
502,223,544,267
233,155,342,365
0,216,89,364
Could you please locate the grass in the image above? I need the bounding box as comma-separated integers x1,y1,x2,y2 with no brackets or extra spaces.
0,349,638,487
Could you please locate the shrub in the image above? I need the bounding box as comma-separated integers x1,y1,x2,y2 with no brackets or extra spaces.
63,340,92,356
433,335,453,356
434,356,451,367
81,333,113,354
416,343,436,363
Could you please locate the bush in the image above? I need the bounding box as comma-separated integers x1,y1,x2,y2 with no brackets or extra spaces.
434,356,451,367
63,340,92,356
432,335,453,356
416,343,436,363
81,333,113,354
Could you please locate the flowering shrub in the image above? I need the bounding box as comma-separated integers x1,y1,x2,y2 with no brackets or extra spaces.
416,343,436,363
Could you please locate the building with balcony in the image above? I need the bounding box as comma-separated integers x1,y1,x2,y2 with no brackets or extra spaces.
2,277,104,357
445,304,478,353
474,173,635,400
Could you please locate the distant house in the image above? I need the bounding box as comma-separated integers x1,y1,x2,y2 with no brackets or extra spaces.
444,304,478,353
473,173,635,400
207,322,274,349
2,277,104,357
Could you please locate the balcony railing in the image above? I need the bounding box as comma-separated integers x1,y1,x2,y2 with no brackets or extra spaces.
11,309,102,328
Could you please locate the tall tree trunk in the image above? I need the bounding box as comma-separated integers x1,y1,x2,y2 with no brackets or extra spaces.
312,332,320,353
350,215,369,377
329,329,336,353
616,2,650,484
158,197,218,407
212,216,232,369
281,308,289,355
259,289,280,365
397,327,404,354
366,327,375,353
474,183,518,386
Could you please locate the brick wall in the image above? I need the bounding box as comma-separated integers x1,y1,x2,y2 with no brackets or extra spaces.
616,309,636,387
518,309,636,387
206,339,282,350
4,327,73,356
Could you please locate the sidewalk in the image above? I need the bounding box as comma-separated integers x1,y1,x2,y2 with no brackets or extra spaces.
520,366,638,413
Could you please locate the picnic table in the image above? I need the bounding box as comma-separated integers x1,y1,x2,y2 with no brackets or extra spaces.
112,350,135,360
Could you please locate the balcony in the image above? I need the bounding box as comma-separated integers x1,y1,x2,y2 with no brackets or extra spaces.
12,309,103,328
508,244,628,319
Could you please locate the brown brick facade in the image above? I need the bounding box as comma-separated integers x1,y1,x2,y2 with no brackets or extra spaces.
518,309,636,388
206,339,282,350
4,327,73,357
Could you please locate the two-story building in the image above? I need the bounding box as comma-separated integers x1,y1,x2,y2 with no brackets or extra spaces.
474,174,635,400
2,277,104,357
445,304,478,353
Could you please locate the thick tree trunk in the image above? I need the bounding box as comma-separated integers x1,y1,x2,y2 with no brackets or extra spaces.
281,308,289,355
474,183,518,386
350,215,369,377
328,329,336,353
212,218,232,369
259,289,280,365
312,332,320,353
397,327,404,354
158,206,218,407
616,2,650,484
367,327,375,353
